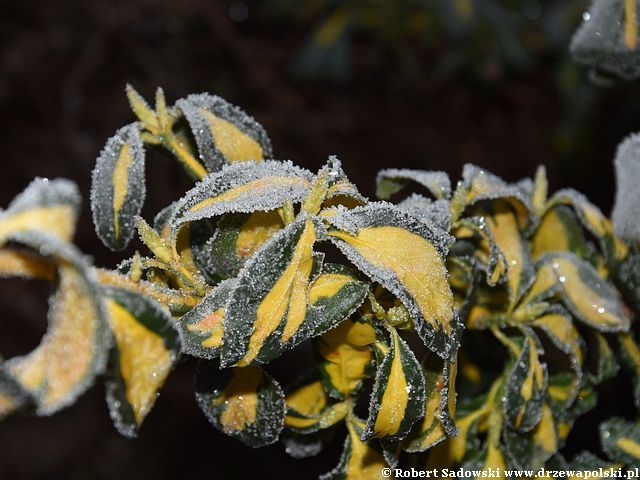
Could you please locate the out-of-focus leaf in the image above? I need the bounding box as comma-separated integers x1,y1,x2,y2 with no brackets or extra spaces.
0,178,80,246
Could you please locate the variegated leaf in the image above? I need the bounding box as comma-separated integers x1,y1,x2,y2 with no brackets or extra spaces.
103,286,180,437
320,417,390,480
363,327,426,441
503,333,547,433
600,417,640,466
195,362,285,448
284,375,348,434
91,123,146,250
4,234,109,415
0,178,80,246
317,317,377,400
169,160,313,233
178,278,236,359
327,202,457,358
176,93,272,171
537,252,630,332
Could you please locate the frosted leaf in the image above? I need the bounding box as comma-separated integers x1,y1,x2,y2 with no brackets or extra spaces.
169,160,313,233
612,133,640,242
0,177,81,246
176,93,273,172
103,286,180,438
599,417,640,465
325,202,459,358
377,168,452,200
90,123,146,251
461,164,533,229
195,362,285,448
503,332,547,433
322,156,367,206
362,327,426,441
398,195,452,233
0,247,56,281
455,216,508,287
547,188,626,260
220,215,368,367
3,231,110,416
537,252,630,332
178,278,237,359
96,268,200,316
571,0,640,80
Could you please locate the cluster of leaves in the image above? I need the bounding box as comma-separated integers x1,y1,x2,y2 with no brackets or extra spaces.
1,85,640,479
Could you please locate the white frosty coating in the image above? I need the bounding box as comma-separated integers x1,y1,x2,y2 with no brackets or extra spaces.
326,202,453,255
169,160,314,233
362,328,426,442
6,177,81,215
195,363,285,447
377,168,452,200
323,155,368,204
90,122,146,251
3,230,111,416
612,133,640,242
398,195,452,233
176,92,273,172
325,202,458,358
178,278,238,359
462,164,533,215
103,286,180,438
571,0,640,80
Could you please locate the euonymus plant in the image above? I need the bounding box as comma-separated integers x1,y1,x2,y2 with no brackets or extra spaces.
1,80,640,478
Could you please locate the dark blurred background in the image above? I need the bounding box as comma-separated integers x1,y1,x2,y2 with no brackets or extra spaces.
1,0,640,478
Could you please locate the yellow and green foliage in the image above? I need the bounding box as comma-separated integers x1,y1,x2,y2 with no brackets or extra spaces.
2,87,640,478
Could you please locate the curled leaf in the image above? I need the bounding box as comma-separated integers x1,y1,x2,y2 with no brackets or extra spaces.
103,287,180,438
